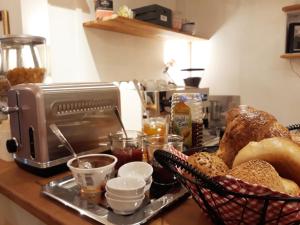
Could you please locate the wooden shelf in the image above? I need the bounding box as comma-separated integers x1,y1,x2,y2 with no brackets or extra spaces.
281,5,300,58
280,53,300,59
282,4,300,13
83,17,206,42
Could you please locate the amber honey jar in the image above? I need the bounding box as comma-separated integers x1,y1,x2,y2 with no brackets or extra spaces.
142,116,168,136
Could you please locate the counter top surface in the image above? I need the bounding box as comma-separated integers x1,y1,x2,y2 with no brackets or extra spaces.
0,160,213,225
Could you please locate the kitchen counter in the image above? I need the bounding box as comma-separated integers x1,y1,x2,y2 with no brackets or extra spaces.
0,159,213,225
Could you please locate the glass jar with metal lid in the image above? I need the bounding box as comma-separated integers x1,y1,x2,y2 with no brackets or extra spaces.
0,35,47,86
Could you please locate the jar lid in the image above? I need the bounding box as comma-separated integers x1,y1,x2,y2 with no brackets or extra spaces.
110,130,143,142
0,35,45,45
174,93,202,102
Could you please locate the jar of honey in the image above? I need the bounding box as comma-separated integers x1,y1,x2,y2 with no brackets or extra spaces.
142,116,168,136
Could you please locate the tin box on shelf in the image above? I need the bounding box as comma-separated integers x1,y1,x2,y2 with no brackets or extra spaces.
133,4,172,28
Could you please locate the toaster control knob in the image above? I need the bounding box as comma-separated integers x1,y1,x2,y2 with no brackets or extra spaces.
6,138,18,153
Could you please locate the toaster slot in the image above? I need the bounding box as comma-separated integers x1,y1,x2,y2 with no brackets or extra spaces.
29,126,35,159
53,99,114,116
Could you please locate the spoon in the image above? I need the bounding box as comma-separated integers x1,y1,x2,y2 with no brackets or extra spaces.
133,79,149,119
113,106,128,139
49,124,92,169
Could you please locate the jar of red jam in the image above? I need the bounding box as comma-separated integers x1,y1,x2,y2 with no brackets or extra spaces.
110,130,143,169
143,134,183,185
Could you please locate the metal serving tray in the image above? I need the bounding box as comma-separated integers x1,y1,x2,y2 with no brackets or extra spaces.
42,175,190,225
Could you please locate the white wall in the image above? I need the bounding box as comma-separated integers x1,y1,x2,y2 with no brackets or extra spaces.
178,0,242,95
238,0,300,125
46,0,178,83
181,0,300,125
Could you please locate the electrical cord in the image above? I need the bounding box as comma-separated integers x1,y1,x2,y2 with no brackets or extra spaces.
289,59,300,78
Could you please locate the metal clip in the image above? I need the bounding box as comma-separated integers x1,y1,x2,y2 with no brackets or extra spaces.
0,105,19,114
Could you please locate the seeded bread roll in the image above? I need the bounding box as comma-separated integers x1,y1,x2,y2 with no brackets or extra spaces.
233,137,300,185
281,177,300,196
228,159,285,193
187,152,229,177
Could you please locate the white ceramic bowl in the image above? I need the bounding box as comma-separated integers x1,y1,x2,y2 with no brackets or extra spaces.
67,154,117,193
144,176,153,192
105,192,145,215
118,161,153,182
106,176,146,196
105,190,144,200
181,22,196,35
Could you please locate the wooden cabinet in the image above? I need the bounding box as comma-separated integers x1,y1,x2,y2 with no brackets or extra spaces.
83,17,206,42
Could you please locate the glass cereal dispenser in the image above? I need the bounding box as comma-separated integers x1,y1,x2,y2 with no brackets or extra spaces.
0,35,47,86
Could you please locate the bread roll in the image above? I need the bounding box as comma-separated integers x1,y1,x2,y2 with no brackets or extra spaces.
187,152,229,177
217,106,291,167
280,177,300,196
233,137,300,185
228,160,285,193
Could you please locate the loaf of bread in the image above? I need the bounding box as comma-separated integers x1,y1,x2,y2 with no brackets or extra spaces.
233,137,300,185
217,105,291,167
187,152,229,177
228,160,285,193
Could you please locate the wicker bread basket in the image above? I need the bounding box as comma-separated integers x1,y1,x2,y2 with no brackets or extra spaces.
154,147,300,225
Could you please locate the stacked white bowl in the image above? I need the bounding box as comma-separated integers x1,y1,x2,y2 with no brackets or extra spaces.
118,162,153,191
105,176,146,215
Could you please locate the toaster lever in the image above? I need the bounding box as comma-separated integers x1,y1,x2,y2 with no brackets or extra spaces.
0,106,19,114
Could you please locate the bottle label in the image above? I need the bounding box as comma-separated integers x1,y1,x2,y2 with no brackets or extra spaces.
160,15,168,22
172,113,192,147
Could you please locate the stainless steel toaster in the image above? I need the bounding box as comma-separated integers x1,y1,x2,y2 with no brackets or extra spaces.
3,82,121,176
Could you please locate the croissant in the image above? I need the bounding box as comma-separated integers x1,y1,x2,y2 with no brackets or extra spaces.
216,105,291,167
